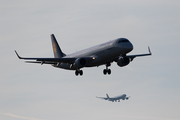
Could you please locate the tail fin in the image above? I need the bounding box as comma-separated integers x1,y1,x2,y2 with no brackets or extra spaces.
51,34,66,58
106,94,109,98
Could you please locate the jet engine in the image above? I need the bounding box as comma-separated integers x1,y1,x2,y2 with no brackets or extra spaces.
117,56,130,67
73,58,87,68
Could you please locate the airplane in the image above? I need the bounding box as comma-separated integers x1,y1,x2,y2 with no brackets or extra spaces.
96,94,130,102
15,34,151,76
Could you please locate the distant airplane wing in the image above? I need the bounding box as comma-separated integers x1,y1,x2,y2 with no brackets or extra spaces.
96,96,108,100
15,51,94,64
127,46,152,61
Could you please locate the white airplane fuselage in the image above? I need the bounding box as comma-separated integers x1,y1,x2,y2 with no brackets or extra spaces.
53,38,133,70
96,94,130,102
108,94,127,102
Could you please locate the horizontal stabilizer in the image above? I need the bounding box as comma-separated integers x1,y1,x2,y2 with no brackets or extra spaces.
25,61,56,65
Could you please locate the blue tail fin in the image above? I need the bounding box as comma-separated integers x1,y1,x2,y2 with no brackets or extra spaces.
51,34,66,58
106,94,109,98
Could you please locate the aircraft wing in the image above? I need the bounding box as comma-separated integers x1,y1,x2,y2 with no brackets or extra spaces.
127,46,152,61
15,51,94,64
96,96,108,100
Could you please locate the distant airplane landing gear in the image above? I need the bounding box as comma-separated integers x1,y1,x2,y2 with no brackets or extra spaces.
75,69,83,76
103,63,111,75
103,69,111,75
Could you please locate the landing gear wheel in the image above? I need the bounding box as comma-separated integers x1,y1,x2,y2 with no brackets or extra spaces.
79,70,83,76
75,70,83,76
75,70,79,76
103,62,111,75
103,69,107,75
103,69,111,75
108,69,111,75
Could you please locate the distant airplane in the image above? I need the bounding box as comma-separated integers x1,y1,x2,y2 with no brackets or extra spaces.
96,94,130,102
15,34,151,76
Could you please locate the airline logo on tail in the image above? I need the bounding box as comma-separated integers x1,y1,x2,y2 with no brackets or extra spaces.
53,43,57,53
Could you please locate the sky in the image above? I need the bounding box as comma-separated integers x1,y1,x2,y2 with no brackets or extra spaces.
0,0,180,120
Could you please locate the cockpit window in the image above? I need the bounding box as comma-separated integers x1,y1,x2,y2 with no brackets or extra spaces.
122,40,128,42
118,38,129,43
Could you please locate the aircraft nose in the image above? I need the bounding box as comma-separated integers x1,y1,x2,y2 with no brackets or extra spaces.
127,42,133,52
130,43,133,51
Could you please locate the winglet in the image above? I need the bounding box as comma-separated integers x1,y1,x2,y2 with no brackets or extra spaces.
148,46,152,55
14,50,22,59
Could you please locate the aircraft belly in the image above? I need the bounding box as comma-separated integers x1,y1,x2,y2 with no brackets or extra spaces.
86,47,123,67
89,48,121,65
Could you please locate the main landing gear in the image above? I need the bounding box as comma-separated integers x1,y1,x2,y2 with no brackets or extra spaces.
75,69,83,76
103,63,111,75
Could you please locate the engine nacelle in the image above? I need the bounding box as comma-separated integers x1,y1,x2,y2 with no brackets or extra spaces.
73,58,87,69
117,56,130,67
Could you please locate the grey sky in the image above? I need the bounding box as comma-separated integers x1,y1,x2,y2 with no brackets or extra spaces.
1,0,180,120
